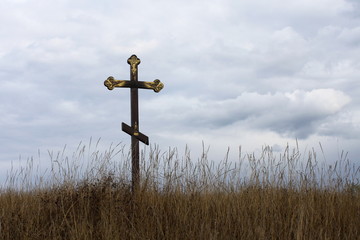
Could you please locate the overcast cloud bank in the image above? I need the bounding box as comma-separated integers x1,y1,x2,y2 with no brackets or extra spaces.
1,0,360,183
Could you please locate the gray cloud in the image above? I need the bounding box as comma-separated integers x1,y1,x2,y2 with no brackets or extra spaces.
148,89,351,139
1,0,360,180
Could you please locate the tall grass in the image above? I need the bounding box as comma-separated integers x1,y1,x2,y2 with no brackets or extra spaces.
0,140,359,239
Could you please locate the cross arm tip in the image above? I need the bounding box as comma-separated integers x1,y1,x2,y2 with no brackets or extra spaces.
104,76,115,90
152,79,164,92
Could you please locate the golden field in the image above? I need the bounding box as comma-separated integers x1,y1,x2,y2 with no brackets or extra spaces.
0,141,359,239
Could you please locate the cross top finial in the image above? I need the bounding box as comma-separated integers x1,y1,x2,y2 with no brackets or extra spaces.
127,55,141,75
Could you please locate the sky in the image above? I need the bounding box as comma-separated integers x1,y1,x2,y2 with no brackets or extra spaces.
1,0,360,184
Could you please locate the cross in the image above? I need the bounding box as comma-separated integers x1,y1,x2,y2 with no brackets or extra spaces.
104,54,164,192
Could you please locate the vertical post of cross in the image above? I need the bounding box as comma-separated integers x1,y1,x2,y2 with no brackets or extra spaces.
128,55,141,193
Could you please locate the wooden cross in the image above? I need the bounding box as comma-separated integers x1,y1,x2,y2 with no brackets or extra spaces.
104,54,164,192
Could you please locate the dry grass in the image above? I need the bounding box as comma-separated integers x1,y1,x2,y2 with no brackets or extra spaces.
0,140,359,239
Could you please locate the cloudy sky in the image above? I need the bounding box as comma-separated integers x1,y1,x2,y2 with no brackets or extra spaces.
1,0,359,183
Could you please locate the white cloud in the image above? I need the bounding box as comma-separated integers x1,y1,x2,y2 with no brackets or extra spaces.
271,27,306,44
286,89,351,114
56,100,80,115
318,110,360,138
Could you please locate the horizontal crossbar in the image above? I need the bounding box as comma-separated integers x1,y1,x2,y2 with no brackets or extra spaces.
104,77,163,92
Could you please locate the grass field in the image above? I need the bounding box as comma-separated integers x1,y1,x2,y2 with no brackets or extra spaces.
0,140,359,239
